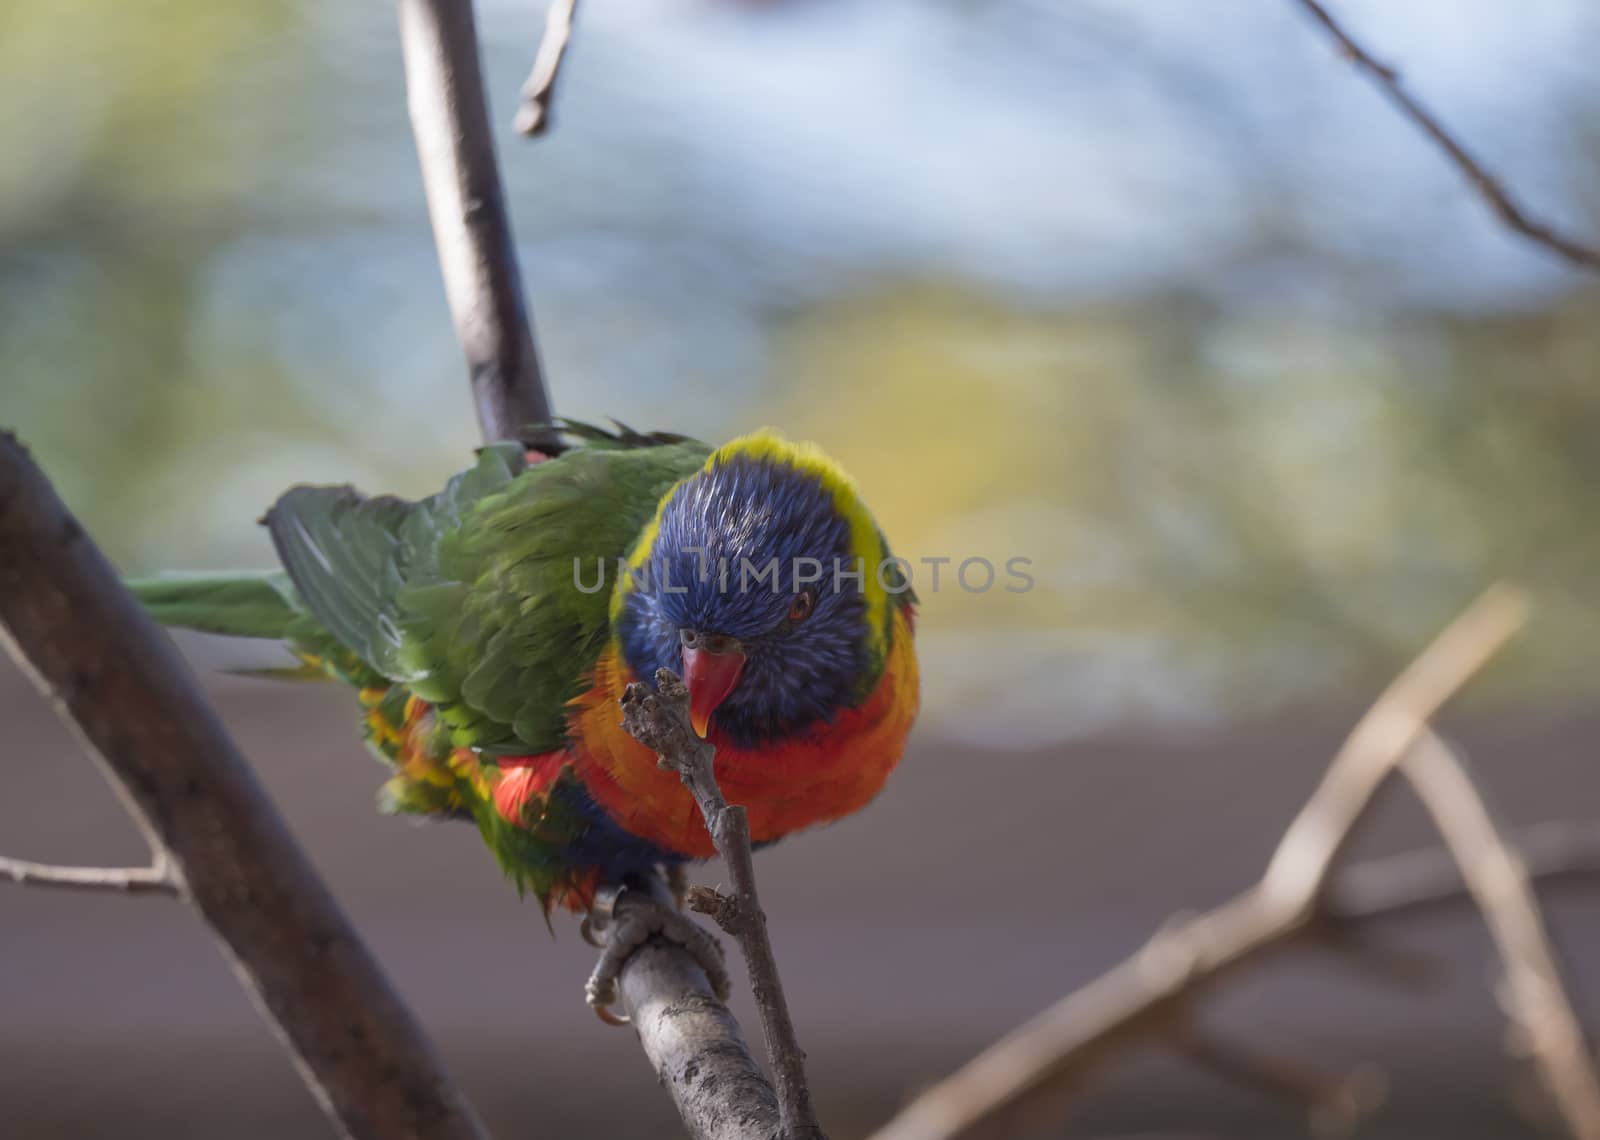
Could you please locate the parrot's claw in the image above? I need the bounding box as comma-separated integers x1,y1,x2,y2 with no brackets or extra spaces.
584,883,730,1026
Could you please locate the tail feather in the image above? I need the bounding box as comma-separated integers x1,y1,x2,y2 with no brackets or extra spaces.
128,570,379,687
129,570,489,831
126,572,300,639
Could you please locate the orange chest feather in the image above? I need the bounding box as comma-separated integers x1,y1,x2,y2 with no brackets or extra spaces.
566,609,919,859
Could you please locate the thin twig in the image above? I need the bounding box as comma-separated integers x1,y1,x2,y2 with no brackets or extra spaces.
867,586,1527,1140
397,0,559,448
1329,818,1600,923
1168,1025,1386,1134
1291,0,1600,272
622,669,827,1140
1399,733,1600,1140
1310,819,1600,994
0,854,182,897
515,0,581,137
0,432,491,1140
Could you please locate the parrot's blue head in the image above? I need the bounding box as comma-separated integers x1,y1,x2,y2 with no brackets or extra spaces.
615,431,906,748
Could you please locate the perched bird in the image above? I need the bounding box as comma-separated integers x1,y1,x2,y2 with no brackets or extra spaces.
132,424,919,1006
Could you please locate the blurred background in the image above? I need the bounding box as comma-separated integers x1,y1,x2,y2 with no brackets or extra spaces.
2,0,1597,1136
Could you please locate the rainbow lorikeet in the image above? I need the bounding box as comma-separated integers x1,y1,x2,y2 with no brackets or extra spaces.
132,425,920,938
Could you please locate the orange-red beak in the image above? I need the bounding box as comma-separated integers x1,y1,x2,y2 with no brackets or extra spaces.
681,643,746,738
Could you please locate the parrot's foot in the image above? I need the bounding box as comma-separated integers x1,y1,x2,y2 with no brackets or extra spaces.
666,863,689,909
583,882,730,1026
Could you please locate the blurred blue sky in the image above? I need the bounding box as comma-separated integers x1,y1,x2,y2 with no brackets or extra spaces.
200,0,1599,453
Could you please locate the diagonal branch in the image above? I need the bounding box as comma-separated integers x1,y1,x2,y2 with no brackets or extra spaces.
866,586,1529,1140
515,0,581,137
397,0,559,448
1291,0,1600,272
0,432,490,1140
0,853,181,897
1399,733,1600,1140
623,669,827,1140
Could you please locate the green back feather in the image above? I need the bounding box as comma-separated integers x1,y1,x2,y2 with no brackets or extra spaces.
263,436,709,754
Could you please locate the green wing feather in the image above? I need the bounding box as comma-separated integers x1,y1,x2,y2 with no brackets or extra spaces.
400,440,709,752
263,440,527,680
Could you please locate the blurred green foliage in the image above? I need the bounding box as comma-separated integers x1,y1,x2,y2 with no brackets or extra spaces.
0,0,335,566
772,284,1600,707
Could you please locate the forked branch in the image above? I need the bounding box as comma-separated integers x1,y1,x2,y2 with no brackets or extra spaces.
866,586,1600,1140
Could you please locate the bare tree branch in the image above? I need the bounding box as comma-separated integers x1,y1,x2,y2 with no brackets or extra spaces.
867,586,1530,1140
1291,0,1600,272
0,432,490,1140
1328,818,1600,923
1399,733,1600,1140
0,853,181,897
1167,1024,1386,1133
1177,813,1600,1131
623,669,827,1140
515,0,581,137
397,0,559,448
619,878,784,1140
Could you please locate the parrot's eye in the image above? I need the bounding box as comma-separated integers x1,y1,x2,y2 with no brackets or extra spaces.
787,590,816,624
